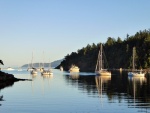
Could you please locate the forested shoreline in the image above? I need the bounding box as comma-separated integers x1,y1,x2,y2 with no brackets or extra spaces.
56,29,150,72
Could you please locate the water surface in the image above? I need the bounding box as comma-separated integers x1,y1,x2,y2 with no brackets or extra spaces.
0,69,150,113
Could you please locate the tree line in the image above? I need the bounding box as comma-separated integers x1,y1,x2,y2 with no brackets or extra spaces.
56,29,150,72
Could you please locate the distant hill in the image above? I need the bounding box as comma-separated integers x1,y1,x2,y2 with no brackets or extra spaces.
22,59,63,68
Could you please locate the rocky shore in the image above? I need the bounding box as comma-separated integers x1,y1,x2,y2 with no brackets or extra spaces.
0,71,31,82
0,71,31,91
0,71,16,81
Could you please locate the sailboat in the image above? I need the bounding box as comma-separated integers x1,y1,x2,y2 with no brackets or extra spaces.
95,44,111,76
27,63,33,71
128,47,145,77
41,60,53,76
36,62,44,72
30,52,37,75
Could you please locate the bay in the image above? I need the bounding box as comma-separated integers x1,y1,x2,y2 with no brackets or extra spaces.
0,69,150,113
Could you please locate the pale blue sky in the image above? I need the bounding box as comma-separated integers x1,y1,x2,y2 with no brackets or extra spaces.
0,0,150,67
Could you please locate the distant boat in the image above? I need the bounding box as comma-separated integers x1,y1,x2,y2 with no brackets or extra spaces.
128,47,145,77
27,62,33,71
60,66,63,71
18,66,22,71
7,67,14,71
41,70,53,75
41,60,53,75
36,62,44,72
69,65,79,72
95,44,111,76
31,69,38,75
30,52,37,75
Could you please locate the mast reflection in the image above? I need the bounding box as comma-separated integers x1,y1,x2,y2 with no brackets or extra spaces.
128,76,147,108
95,75,111,106
41,74,53,79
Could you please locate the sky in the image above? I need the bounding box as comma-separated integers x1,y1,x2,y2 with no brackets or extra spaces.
0,0,150,67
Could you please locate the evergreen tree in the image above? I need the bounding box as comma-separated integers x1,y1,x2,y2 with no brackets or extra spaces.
56,29,150,72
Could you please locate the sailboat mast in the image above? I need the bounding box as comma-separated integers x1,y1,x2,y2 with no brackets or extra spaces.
100,44,103,70
49,59,51,69
95,44,103,72
43,51,45,68
133,47,135,70
31,51,33,68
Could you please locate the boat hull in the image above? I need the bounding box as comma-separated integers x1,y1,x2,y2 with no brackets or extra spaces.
41,70,53,75
41,72,53,75
31,70,37,75
27,68,33,71
69,70,79,73
95,71,111,76
7,67,14,71
128,72,145,77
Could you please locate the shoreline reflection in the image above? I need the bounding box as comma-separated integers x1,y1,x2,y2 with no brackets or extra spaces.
0,80,16,106
64,71,150,112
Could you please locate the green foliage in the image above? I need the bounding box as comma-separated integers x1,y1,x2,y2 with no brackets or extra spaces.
106,37,116,46
117,37,122,43
56,29,150,72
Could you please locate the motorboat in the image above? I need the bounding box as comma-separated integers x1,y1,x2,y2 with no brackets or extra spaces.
69,65,79,72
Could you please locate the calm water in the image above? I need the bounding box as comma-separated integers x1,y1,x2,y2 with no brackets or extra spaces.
0,69,150,113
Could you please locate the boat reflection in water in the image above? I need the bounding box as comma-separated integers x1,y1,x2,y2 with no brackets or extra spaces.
41,73,53,78
128,76,147,108
31,73,37,79
41,74,53,79
95,75,111,106
69,72,80,80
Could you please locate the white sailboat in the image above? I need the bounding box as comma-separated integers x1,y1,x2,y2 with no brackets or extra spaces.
27,63,33,71
39,51,45,72
30,52,37,75
41,60,53,76
36,62,44,72
31,69,38,75
128,47,145,77
95,44,111,76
